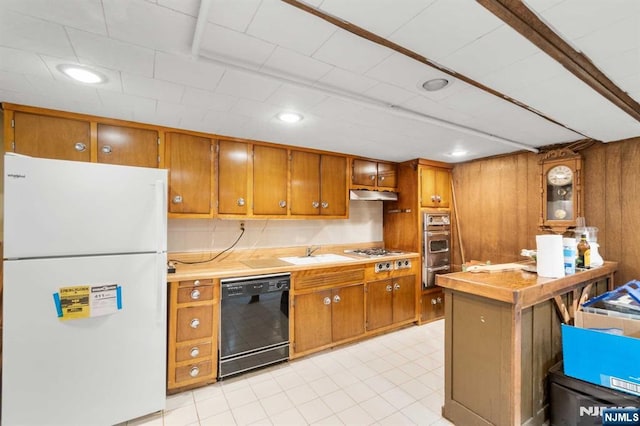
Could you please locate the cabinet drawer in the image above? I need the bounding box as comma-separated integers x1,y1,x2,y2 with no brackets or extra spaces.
174,360,213,384
177,285,213,303
175,342,213,362
178,279,213,288
176,305,213,342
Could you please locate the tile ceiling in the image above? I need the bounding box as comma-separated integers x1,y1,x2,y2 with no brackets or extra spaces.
0,0,638,162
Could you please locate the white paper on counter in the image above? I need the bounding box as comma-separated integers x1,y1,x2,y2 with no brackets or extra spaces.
536,234,565,278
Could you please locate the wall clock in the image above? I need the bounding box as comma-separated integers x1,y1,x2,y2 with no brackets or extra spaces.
539,148,583,234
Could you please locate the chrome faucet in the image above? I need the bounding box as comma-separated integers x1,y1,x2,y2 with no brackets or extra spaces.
306,245,320,257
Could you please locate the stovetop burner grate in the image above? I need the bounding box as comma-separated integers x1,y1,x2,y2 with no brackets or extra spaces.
349,248,404,257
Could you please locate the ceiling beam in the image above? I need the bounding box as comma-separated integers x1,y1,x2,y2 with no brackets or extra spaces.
477,0,640,123
281,0,587,138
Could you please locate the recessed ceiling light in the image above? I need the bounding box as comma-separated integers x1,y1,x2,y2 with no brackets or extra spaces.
277,112,303,123
57,64,106,84
450,150,468,157
422,78,449,92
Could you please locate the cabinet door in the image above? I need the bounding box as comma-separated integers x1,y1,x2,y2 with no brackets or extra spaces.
97,124,158,167
218,140,249,215
290,150,320,216
420,167,438,208
294,290,332,353
166,132,213,215
392,275,417,323
331,284,365,342
377,162,397,189
435,168,451,208
352,159,377,187
12,112,90,161
253,145,288,215
421,289,444,323
366,279,393,331
320,154,347,216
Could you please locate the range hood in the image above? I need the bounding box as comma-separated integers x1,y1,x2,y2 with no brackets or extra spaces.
349,189,398,201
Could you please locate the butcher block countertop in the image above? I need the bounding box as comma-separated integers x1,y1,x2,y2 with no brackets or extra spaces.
167,246,420,281
436,261,618,308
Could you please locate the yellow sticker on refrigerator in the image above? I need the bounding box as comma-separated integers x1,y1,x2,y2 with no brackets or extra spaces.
53,284,121,320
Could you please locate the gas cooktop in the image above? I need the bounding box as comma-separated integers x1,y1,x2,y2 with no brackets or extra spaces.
346,248,407,258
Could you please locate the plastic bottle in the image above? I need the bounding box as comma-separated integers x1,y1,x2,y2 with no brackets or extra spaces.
563,238,577,274
576,234,591,269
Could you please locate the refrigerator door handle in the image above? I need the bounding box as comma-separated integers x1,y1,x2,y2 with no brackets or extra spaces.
156,255,166,326
155,179,167,253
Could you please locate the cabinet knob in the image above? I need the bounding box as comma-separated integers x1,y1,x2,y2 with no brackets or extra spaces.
193,280,201,286
432,298,437,305
321,202,329,209
74,142,87,152
431,195,436,202
190,318,200,329
369,175,376,181
394,283,400,291
379,176,385,181
190,347,200,358
189,366,200,377
190,289,201,300
279,200,287,208
333,294,341,303
172,195,183,204
237,197,245,206
312,201,320,209
323,297,331,305
101,145,112,154
437,297,442,304
386,285,393,292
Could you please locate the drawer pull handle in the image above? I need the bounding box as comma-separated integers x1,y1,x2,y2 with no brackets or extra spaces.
74,142,87,152
190,289,201,300
101,145,112,154
189,366,200,377
190,347,200,358
190,318,200,329
323,297,331,305
193,280,200,286
172,195,183,204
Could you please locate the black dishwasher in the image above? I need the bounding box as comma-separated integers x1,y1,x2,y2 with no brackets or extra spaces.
219,273,290,379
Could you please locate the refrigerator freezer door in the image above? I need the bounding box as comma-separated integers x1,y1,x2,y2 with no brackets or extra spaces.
2,253,167,426
4,154,167,259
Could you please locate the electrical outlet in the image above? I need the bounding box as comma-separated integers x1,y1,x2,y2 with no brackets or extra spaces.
240,221,245,231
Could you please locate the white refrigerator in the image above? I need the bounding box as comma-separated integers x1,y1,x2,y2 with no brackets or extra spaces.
2,154,168,426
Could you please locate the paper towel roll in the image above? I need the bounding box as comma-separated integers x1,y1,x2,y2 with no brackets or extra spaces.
536,234,565,278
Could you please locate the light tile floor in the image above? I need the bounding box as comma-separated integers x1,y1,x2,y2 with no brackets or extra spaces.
128,320,452,426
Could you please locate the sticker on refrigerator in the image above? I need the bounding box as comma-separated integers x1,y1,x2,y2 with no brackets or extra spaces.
53,284,122,320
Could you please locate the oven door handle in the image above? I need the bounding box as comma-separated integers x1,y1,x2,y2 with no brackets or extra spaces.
426,231,450,237
427,265,451,272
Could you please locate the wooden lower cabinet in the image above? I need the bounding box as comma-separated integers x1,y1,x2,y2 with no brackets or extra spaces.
293,283,365,355
366,275,416,331
167,279,218,392
421,287,444,323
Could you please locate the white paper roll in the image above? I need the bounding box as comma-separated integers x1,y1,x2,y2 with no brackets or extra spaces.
536,234,566,278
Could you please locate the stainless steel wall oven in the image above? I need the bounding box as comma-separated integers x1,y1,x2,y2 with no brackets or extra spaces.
423,213,451,288
219,273,290,379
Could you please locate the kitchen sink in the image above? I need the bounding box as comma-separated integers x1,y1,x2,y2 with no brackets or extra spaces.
279,253,356,265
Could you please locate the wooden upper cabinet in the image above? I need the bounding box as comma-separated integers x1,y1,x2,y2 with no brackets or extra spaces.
97,124,159,167
217,140,250,215
253,145,288,216
290,150,321,216
320,154,347,216
352,159,397,190
166,132,213,216
11,111,91,161
421,166,451,208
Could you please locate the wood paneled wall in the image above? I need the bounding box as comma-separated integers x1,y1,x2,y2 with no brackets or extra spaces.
451,138,640,286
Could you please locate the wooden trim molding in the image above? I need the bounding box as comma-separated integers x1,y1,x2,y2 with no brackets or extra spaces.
280,0,586,137
477,0,640,123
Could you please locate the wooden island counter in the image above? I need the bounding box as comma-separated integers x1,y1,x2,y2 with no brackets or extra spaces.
437,261,617,426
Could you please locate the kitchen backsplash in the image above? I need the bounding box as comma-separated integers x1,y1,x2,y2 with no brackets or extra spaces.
167,200,383,252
